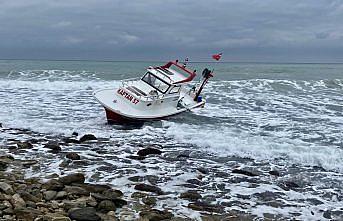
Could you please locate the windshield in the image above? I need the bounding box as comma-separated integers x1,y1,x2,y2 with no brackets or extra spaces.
142,72,170,93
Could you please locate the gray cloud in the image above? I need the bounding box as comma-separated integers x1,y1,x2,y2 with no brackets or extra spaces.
0,0,342,62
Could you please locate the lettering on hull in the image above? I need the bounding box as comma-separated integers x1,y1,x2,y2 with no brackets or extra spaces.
117,88,140,104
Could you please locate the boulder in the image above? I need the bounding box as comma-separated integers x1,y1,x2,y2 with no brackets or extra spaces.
139,209,173,221
142,197,156,205
269,170,280,176
43,190,57,201
97,200,116,212
134,183,163,195
76,183,111,194
0,182,14,195
44,141,61,153
64,186,89,196
232,169,258,177
188,201,223,213
14,208,42,220
137,147,162,157
180,190,202,201
18,191,40,203
10,193,26,208
66,152,81,160
79,134,97,143
68,207,101,221
17,141,33,149
43,179,65,191
43,213,71,221
59,173,85,185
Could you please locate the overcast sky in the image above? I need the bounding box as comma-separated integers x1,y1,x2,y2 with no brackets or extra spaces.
0,0,342,62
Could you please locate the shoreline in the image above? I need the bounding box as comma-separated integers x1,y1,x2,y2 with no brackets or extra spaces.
1,123,342,220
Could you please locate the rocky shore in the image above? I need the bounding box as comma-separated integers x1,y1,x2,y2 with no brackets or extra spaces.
1,124,342,220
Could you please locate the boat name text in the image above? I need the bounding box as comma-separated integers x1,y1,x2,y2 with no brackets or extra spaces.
117,89,140,104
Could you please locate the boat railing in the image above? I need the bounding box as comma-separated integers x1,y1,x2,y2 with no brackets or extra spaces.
121,78,178,102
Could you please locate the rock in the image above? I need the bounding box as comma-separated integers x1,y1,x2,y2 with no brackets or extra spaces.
43,179,65,191
43,213,71,221
97,200,116,212
18,191,40,203
68,207,101,221
66,152,80,160
44,190,57,201
17,141,33,149
177,154,189,158
180,190,202,201
269,170,280,176
59,173,85,185
0,182,14,195
142,197,156,205
0,160,9,170
10,193,26,208
44,141,61,153
128,176,144,182
72,132,78,136
280,181,300,191
232,169,258,177
188,202,223,213
77,183,111,194
186,179,202,186
134,183,163,195
197,167,209,174
14,207,42,220
55,191,68,200
0,122,2,127
64,186,89,196
137,147,162,157
127,155,145,161
25,201,36,208
91,193,126,207
79,134,97,143
139,209,173,221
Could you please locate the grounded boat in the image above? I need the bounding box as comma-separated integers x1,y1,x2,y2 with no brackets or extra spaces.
93,60,214,123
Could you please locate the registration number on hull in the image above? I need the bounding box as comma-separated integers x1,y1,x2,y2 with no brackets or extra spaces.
117,88,139,104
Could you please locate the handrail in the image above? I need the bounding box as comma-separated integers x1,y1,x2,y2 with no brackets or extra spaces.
157,60,197,84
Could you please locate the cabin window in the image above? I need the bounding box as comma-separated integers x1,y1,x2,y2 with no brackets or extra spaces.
142,72,170,93
169,85,181,94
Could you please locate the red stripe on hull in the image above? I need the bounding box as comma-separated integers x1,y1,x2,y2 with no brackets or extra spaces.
104,108,140,124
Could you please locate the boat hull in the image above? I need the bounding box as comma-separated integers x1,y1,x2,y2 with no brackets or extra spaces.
104,107,186,124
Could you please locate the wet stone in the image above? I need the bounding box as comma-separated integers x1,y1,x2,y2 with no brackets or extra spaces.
79,134,97,143
142,197,157,205
134,183,163,195
0,182,14,195
186,179,202,186
137,147,162,157
97,200,116,212
68,207,101,221
279,181,300,191
17,141,33,149
43,179,65,191
139,209,173,221
232,169,258,177
44,141,61,153
269,170,280,176
65,152,81,160
180,190,202,201
44,190,57,201
188,201,224,213
59,173,85,185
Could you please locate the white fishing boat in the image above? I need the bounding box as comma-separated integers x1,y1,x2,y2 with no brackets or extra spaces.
93,59,215,123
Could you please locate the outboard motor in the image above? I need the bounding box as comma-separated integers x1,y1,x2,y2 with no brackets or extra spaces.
194,68,214,102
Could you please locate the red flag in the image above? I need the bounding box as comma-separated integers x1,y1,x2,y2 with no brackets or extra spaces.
212,53,222,61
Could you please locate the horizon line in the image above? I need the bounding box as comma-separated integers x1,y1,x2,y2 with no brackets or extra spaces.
0,58,343,65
